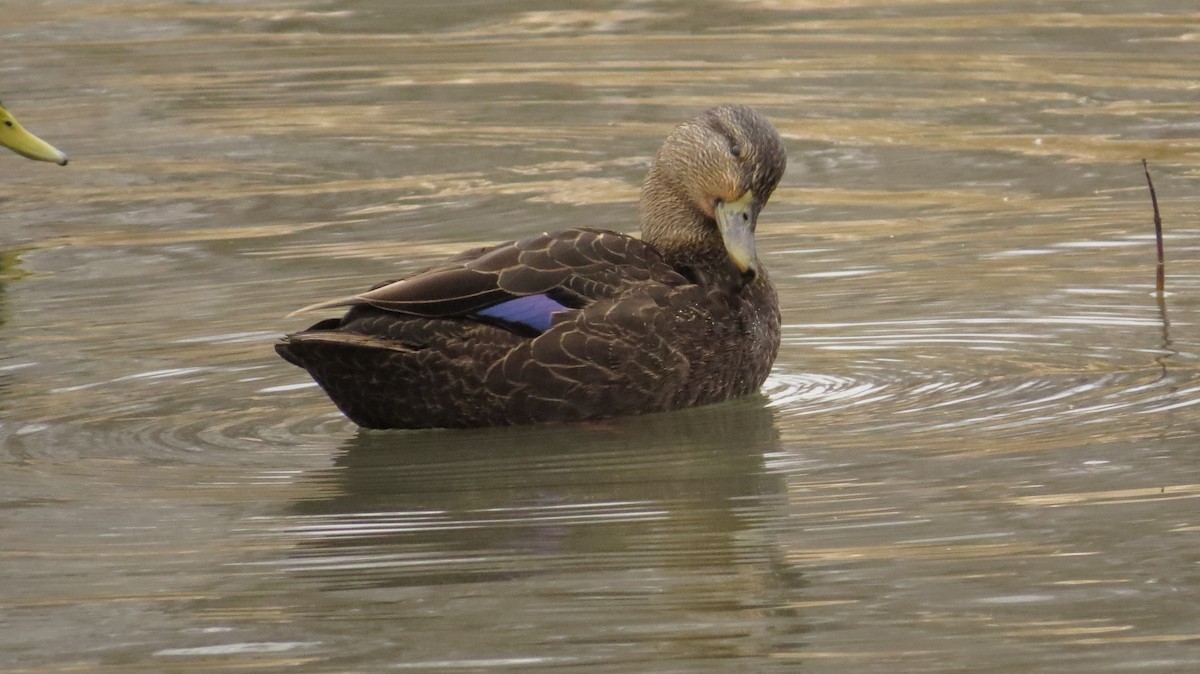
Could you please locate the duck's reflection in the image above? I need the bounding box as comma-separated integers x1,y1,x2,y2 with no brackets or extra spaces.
280,398,807,665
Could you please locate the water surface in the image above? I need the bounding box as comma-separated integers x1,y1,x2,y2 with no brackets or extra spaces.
2,1,1198,671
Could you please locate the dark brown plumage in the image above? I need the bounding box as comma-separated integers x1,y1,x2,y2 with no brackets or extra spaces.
276,105,787,429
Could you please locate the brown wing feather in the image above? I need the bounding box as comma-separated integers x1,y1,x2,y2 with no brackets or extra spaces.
288,228,686,319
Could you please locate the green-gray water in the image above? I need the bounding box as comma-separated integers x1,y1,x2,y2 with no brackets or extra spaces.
2,1,1198,671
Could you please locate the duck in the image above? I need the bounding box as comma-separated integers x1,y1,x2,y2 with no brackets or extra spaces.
277,104,787,429
0,101,68,165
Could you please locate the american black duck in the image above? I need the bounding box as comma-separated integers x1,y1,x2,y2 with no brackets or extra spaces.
277,104,787,429
0,100,68,165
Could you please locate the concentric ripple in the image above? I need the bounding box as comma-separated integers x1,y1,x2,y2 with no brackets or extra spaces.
764,312,1194,446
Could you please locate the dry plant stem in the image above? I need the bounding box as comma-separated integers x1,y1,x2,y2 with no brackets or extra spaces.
1141,159,1165,294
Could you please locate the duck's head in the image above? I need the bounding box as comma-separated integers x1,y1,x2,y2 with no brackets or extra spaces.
0,101,68,166
640,104,786,283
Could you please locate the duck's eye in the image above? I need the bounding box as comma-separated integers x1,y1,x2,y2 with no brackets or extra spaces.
3,121,12,128
729,144,742,158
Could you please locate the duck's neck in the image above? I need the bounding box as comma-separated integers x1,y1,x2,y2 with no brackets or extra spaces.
639,164,743,287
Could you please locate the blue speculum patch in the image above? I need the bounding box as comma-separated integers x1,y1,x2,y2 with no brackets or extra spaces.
475,294,569,332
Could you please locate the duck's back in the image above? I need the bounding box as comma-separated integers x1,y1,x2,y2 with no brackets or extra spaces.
276,228,780,429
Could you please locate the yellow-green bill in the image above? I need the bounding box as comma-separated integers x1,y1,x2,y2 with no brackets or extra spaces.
0,104,68,165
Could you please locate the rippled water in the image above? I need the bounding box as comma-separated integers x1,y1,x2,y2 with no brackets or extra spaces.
3,0,1198,671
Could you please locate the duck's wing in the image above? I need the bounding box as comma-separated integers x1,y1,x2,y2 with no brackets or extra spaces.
288,228,684,324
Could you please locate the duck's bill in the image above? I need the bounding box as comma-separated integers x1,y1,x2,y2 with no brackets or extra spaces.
715,191,760,279
0,111,68,165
